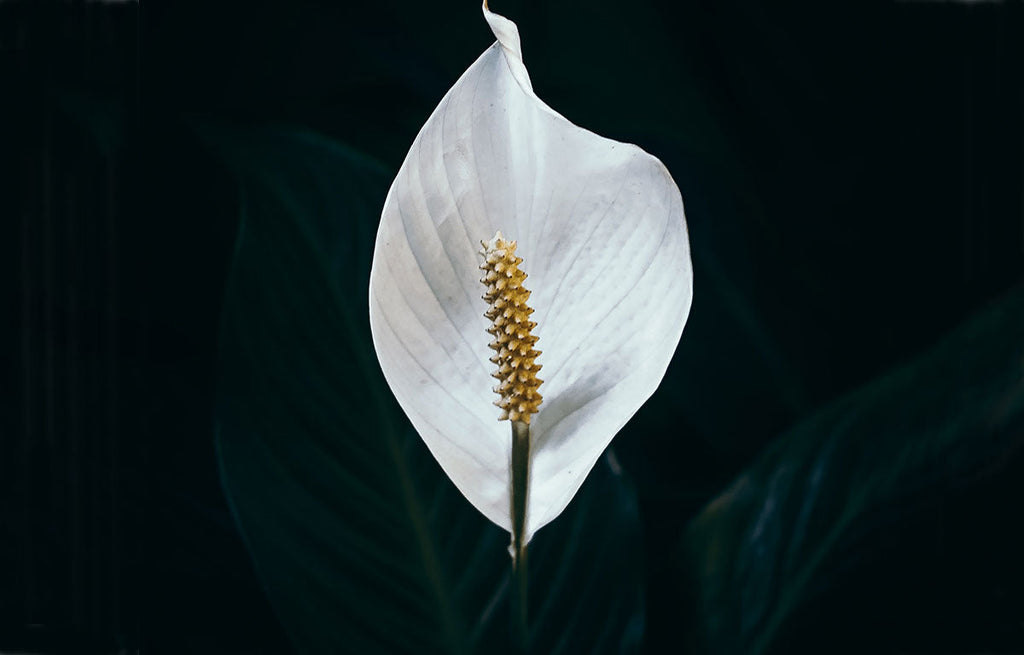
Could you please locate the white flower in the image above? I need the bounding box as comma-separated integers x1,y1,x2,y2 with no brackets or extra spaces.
369,1,692,544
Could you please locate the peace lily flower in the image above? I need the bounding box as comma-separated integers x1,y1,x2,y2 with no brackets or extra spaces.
369,2,692,548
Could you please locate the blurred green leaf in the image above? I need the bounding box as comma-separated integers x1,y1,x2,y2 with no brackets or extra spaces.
204,124,645,654
680,285,1024,655
53,89,126,155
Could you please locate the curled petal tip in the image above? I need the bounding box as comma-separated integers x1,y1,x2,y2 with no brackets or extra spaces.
482,1,526,78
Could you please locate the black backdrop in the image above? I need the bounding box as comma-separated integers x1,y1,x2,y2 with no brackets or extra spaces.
2,1,1023,653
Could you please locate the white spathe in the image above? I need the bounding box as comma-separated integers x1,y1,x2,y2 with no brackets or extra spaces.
369,1,692,543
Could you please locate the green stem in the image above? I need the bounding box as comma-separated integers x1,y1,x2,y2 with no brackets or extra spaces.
510,419,531,654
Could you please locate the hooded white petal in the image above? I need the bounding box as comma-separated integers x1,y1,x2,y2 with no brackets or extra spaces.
369,2,692,542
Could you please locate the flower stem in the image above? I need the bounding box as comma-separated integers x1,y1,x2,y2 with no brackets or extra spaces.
510,419,530,653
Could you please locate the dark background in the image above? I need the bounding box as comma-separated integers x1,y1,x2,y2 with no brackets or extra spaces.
2,0,1023,653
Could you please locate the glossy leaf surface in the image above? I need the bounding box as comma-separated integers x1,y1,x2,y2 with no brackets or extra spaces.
681,286,1024,655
